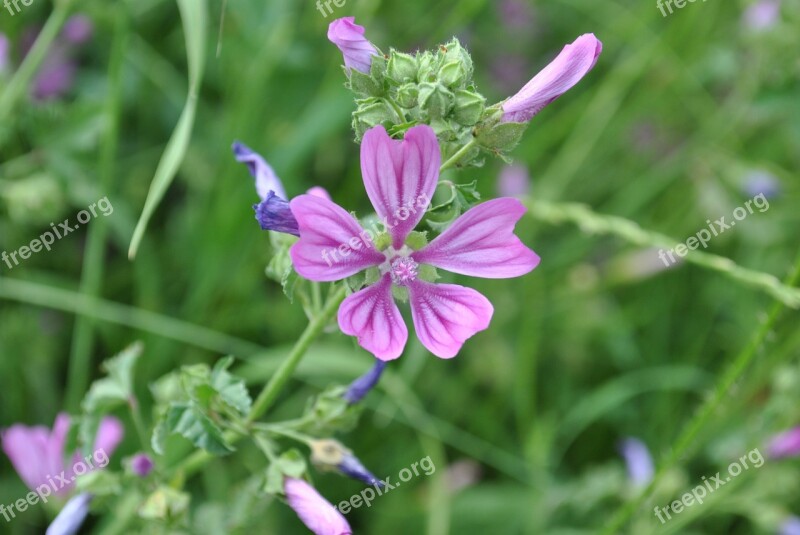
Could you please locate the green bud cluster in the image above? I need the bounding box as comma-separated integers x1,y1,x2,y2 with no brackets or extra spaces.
346,39,508,166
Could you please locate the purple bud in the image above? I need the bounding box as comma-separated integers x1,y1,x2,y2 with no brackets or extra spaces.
767,427,800,459
743,169,780,199
232,141,288,201
497,164,531,198
743,0,780,31
780,516,800,535
46,493,93,535
254,192,300,236
338,452,382,488
62,15,94,44
501,34,602,123
0,33,10,73
619,437,654,487
130,453,154,477
327,17,378,74
343,360,387,404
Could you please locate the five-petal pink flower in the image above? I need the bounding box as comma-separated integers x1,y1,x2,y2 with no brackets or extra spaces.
501,33,602,123
289,125,539,360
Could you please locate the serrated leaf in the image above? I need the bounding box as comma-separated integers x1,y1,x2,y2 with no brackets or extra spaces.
165,403,234,456
210,357,252,416
264,449,308,495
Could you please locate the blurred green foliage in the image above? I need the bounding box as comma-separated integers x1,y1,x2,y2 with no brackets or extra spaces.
1,0,799,533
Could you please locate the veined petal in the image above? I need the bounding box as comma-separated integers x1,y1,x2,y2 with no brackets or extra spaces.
327,17,378,74
501,34,602,123
285,478,352,535
232,141,288,201
361,125,440,248
408,281,493,359
289,194,384,281
338,275,408,361
414,198,540,278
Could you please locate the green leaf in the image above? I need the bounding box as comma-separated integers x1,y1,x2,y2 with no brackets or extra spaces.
263,449,308,495
139,486,191,521
128,0,208,258
296,386,362,436
165,403,234,456
75,470,122,496
210,356,252,416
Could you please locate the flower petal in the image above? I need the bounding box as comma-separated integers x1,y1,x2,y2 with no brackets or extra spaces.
232,141,288,201
501,34,602,123
289,194,384,281
327,17,378,74
361,125,440,247
94,417,124,458
255,192,300,236
414,198,540,278
285,478,352,535
1,424,52,491
338,274,408,361
46,493,93,535
408,281,494,359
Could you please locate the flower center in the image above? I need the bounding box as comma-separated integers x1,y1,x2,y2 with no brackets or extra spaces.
389,257,419,286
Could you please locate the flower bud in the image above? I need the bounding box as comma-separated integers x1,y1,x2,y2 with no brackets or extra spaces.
46,493,92,535
255,192,300,236
343,360,387,404
418,82,454,120
452,89,486,126
310,439,382,487
387,50,418,84
396,83,419,108
130,453,154,478
352,98,395,139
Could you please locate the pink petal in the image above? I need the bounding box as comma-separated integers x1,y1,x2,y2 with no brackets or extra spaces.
361,125,440,248
285,478,352,535
94,417,124,457
408,281,494,359
501,34,602,123
413,198,540,278
327,17,378,74
1,425,52,490
338,274,408,361
307,186,331,200
289,194,384,282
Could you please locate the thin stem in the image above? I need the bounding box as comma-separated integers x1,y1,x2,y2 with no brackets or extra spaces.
255,424,314,446
0,0,75,124
384,97,406,124
247,286,347,424
601,248,800,534
439,138,478,172
129,398,150,452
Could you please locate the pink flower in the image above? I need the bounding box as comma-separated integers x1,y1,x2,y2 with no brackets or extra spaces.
743,0,780,31
327,17,378,74
767,427,800,459
289,125,539,360
0,33,9,74
1,413,123,495
501,34,602,123
284,478,352,535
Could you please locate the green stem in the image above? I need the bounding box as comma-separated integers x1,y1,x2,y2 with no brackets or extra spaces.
0,0,75,124
601,248,800,534
170,285,347,479
247,286,347,424
439,138,478,172
129,398,150,453
384,97,406,124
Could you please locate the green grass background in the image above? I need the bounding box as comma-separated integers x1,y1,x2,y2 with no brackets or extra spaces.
1,0,799,533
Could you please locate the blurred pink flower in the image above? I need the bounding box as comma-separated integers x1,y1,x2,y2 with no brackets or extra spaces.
497,164,531,197
767,427,800,459
1,413,123,496
743,0,780,31
285,478,352,535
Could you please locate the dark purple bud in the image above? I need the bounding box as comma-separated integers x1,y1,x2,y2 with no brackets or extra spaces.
62,15,94,44
343,360,387,404
130,453,154,477
254,192,300,236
